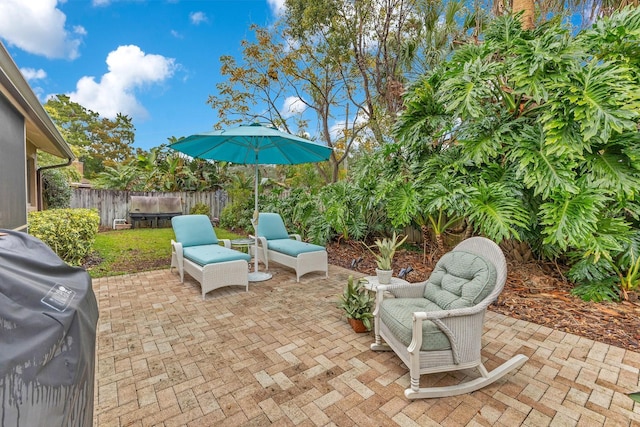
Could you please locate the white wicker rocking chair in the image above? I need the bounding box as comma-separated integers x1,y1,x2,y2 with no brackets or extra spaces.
371,236,528,399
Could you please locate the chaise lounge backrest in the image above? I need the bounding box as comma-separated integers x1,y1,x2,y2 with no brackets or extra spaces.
256,213,290,240
172,215,218,247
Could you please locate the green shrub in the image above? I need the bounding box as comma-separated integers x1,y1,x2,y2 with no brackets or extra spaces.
42,168,72,208
219,199,253,232
189,202,211,216
28,208,100,266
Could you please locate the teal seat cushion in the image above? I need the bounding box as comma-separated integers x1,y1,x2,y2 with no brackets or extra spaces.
380,298,453,351
267,239,325,257
423,251,496,310
183,244,250,266
172,215,218,247
257,213,290,240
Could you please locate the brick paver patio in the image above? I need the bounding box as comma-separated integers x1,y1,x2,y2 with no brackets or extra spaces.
93,264,640,426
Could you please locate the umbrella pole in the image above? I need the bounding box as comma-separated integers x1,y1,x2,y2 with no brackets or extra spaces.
248,161,272,282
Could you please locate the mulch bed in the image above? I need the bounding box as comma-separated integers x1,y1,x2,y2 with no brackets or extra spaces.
326,241,640,353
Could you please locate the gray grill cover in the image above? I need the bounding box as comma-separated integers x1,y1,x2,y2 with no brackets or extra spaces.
0,229,98,426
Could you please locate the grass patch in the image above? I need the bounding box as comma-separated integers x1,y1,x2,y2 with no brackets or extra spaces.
87,227,244,278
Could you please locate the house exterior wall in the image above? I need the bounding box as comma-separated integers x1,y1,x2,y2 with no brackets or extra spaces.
0,41,73,231
0,91,27,230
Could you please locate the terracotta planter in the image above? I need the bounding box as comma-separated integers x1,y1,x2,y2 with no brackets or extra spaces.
348,318,369,333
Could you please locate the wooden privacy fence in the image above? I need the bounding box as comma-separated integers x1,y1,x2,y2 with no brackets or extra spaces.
70,188,228,228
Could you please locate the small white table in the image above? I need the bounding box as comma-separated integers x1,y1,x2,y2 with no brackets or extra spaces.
231,238,272,282
361,275,409,293
230,238,254,254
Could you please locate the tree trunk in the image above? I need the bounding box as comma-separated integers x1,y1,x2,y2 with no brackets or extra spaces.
512,0,535,29
420,224,430,264
434,231,445,256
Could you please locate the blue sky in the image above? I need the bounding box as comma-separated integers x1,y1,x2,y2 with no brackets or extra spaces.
0,0,285,151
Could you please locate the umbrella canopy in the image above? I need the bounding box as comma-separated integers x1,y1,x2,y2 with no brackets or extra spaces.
169,123,333,165
169,123,332,282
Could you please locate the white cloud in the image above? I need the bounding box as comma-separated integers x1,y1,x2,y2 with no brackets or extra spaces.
267,0,286,16
0,0,84,60
281,96,306,118
20,68,47,81
189,11,208,25
92,0,110,6
67,45,176,120
170,29,183,39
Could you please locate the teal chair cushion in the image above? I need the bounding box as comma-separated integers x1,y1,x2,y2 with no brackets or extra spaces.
267,239,325,257
183,245,250,266
423,251,496,310
172,215,218,247
257,213,290,240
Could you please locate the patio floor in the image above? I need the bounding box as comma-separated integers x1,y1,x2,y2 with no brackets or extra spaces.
93,264,640,426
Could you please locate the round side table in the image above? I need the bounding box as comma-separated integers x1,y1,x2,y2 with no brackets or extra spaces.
230,238,254,254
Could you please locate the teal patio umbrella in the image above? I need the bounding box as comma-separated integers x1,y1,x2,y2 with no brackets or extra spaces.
169,123,333,281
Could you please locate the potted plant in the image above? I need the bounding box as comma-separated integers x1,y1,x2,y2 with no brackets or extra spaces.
337,275,374,332
366,232,408,284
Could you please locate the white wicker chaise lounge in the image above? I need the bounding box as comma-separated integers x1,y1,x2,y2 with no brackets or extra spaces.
171,215,251,299
254,213,328,282
371,236,528,399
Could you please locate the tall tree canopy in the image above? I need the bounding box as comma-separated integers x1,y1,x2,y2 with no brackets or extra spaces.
44,95,137,178
207,0,474,182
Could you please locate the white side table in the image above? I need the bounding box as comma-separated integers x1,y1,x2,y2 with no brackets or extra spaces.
361,275,409,293
230,238,254,254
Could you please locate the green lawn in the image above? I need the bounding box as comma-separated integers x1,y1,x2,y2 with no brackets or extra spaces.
88,227,244,278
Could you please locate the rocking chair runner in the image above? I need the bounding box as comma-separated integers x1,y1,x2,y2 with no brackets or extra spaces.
371,236,528,399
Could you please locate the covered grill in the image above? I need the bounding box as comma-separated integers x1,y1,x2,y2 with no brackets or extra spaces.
0,229,98,427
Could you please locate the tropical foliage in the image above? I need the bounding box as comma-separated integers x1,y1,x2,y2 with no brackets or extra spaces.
94,144,226,192
393,8,640,300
